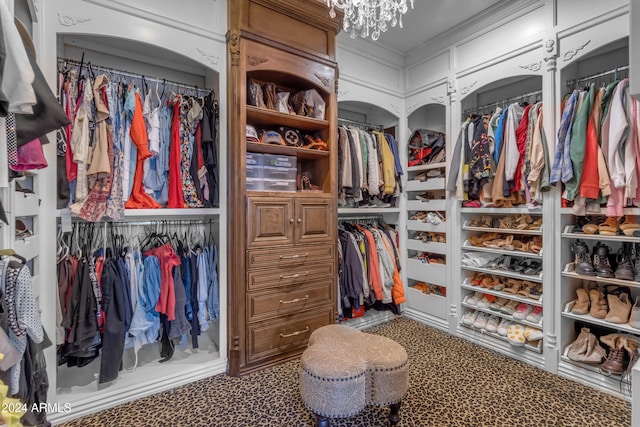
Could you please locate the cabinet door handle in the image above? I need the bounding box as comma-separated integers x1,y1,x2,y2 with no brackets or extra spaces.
280,271,309,279
289,218,295,224
280,295,309,305
297,218,302,223
280,326,310,338
279,252,309,260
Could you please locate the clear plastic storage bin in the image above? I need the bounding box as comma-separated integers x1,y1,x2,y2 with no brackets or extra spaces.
263,166,296,181
246,177,264,191
246,152,264,166
246,164,264,179
263,179,296,192
263,154,295,168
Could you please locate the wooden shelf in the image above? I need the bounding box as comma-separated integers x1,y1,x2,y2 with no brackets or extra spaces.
246,105,329,131
246,142,330,160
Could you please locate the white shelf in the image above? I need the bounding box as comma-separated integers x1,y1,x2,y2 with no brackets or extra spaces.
405,177,445,192
461,301,543,329
406,287,447,320
406,239,447,255
461,265,542,283
460,280,542,306
561,207,640,216
407,162,446,172
124,208,220,218
561,262,640,288
462,221,542,235
562,300,640,335
461,207,541,214
338,207,400,215
406,220,447,233
14,192,40,217
461,241,542,259
458,321,543,353
406,199,446,212
406,258,446,286
561,225,640,243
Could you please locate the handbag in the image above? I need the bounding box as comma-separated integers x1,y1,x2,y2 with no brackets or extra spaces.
10,137,48,171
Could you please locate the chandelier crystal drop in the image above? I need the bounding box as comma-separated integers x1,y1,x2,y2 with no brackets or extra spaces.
327,0,414,41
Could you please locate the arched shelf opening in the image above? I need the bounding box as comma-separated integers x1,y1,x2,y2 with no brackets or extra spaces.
408,102,446,135
461,75,542,121
338,100,399,132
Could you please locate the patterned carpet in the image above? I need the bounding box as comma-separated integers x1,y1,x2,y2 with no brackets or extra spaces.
59,317,631,427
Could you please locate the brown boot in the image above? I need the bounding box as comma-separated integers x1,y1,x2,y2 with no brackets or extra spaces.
600,334,626,374
605,293,632,324
589,288,608,319
571,288,590,315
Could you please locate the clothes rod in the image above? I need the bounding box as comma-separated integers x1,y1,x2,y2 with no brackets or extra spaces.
338,118,384,131
463,90,542,117
57,58,214,95
567,65,629,86
65,218,216,227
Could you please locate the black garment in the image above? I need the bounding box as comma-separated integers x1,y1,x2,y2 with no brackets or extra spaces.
169,265,191,340
201,93,219,206
56,130,70,209
0,17,8,117
338,228,364,310
18,332,52,427
189,254,200,349
158,314,174,363
115,257,133,333
99,259,126,383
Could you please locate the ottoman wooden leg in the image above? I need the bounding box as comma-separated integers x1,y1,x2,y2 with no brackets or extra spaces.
315,413,330,427
389,401,402,425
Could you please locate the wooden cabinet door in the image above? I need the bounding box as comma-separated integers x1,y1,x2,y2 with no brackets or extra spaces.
294,197,335,244
247,196,294,247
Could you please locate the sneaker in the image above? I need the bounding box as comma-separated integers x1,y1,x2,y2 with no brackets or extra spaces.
466,292,483,306
572,240,595,276
473,312,490,329
485,315,500,333
462,310,478,326
497,318,512,336
513,303,534,320
525,306,543,323
477,294,496,309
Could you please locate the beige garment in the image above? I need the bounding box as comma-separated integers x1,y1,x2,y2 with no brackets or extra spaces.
71,76,94,203
339,127,352,189
528,108,544,201
87,75,111,176
491,133,516,206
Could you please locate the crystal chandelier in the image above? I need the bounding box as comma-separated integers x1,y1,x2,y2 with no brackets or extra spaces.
327,0,414,41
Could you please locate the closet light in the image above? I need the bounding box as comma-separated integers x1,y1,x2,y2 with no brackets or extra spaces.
327,0,414,41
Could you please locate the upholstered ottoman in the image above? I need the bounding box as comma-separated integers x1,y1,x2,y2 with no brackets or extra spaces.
300,324,409,426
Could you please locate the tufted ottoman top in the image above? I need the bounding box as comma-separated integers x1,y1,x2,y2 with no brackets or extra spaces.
301,324,408,380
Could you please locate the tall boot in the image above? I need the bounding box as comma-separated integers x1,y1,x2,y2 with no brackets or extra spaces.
589,287,608,319
571,288,590,315
566,328,590,361
605,293,632,324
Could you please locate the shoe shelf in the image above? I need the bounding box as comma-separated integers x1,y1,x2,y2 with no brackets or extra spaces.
338,207,401,215
405,178,445,192
406,199,446,212
406,239,446,255
406,287,447,320
461,241,543,259
461,265,543,283
406,258,446,286
561,207,640,216
461,222,542,236
561,226,640,243
561,262,640,289
458,321,543,353
460,280,543,306
406,220,447,233
562,300,640,336
460,207,542,214
246,105,329,131
406,162,446,173
461,301,543,329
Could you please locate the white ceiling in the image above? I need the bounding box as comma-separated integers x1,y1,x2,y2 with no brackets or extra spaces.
337,0,505,54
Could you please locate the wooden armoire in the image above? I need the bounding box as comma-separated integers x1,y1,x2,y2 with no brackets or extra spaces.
227,0,341,376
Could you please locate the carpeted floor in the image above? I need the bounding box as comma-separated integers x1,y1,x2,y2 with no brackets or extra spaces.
59,317,631,427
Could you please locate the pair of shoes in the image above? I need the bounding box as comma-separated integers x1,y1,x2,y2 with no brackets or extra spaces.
599,216,640,236
600,334,639,374
15,219,33,239
566,328,607,364
369,197,391,208
614,242,636,281
572,240,595,276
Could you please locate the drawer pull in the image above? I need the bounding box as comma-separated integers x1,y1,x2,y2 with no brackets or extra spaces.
280,271,309,279
280,327,310,338
280,295,309,305
279,252,309,260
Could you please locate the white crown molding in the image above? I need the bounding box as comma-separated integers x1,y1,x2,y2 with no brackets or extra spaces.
81,0,226,43
454,39,543,79
339,74,404,99
556,4,628,40
337,36,405,67
404,75,449,98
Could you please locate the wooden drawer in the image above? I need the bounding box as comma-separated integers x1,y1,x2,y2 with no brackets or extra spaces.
247,244,334,270
247,306,334,363
247,262,334,291
247,281,334,323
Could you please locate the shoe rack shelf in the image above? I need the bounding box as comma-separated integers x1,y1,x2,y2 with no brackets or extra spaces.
338,207,401,215
405,178,445,192
562,300,640,335
561,226,640,243
461,241,543,259
406,258,447,286
406,287,448,319
458,322,543,353
406,220,447,233
461,222,542,236
406,162,446,173
406,199,446,212
462,265,543,283
406,239,446,255
561,207,640,216
461,300,543,329
562,263,640,289
461,280,543,305
460,207,542,214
